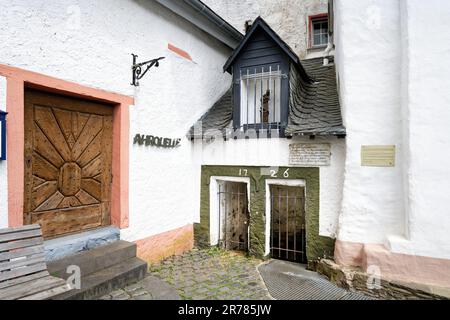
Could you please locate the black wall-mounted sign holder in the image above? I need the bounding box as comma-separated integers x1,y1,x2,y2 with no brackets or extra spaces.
131,54,165,86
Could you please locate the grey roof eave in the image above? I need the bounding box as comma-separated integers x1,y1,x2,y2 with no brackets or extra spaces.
155,0,243,49
285,129,347,137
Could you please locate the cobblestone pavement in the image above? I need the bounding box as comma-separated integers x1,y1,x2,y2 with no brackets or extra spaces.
99,275,181,300
149,248,272,300
98,249,378,301
100,248,271,300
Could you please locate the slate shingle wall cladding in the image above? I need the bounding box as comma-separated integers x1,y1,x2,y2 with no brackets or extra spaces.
195,165,335,266
286,58,346,136
187,88,233,140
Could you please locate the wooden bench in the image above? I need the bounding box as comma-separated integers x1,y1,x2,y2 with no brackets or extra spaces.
0,224,73,300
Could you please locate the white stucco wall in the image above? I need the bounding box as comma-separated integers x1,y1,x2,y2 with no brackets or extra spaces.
203,0,328,59
335,0,450,261
0,76,7,228
199,136,346,238
334,0,405,244
0,0,232,240
393,0,450,260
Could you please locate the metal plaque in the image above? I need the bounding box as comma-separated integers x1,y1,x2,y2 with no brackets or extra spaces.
361,145,396,167
289,143,331,166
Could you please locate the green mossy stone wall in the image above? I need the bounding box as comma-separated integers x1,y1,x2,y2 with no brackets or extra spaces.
195,166,335,264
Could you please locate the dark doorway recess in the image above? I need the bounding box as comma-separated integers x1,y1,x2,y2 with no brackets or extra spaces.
270,185,307,263
218,181,249,251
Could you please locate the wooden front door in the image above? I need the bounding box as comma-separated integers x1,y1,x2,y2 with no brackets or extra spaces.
24,89,113,239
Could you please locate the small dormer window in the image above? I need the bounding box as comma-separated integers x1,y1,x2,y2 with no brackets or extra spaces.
221,18,306,137
188,17,346,142
239,66,282,129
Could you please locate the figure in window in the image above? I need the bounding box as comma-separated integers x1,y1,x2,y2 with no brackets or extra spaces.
261,89,270,123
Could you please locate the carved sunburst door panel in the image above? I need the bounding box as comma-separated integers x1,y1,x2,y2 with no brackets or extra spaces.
24,90,113,239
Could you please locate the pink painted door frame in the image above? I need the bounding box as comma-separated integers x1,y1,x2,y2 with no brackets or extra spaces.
0,64,133,229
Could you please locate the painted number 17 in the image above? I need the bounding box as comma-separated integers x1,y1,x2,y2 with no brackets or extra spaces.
239,169,248,177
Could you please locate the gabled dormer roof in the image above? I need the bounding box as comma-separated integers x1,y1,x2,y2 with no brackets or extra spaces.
187,57,346,140
223,17,311,82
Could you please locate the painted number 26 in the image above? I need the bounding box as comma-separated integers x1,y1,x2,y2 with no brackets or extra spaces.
270,168,290,178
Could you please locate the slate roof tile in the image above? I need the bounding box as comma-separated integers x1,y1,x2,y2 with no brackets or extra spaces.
187,57,346,139
286,57,346,136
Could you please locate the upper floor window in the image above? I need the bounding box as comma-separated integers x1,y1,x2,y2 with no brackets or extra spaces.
310,14,329,47
239,66,282,130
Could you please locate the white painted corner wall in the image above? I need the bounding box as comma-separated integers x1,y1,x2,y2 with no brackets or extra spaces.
334,0,405,245
335,0,450,260
396,0,450,260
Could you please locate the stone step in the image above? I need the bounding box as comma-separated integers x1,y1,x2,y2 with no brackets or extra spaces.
52,257,148,300
47,240,137,280
44,226,120,262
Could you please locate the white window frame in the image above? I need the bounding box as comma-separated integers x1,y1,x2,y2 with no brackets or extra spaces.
239,68,282,128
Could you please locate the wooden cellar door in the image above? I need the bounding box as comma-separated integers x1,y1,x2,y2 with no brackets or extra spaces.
24,89,113,239
218,182,249,251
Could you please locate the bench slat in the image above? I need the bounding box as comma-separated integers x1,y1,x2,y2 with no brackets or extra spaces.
0,262,47,282
0,276,66,300
0,225,41,235
0,229,42,243
0,245,45,262
20,283,72,300
0,253,46,272
0,271,49,290
0,224,74,300
0,237,44,252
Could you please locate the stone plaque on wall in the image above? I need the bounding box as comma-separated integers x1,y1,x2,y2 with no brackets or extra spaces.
361,145,396,167
289,143,331,166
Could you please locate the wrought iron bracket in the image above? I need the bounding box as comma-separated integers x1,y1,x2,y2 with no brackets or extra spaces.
131,54,165,86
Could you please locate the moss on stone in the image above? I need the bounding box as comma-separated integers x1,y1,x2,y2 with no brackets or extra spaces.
195,165,335,264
